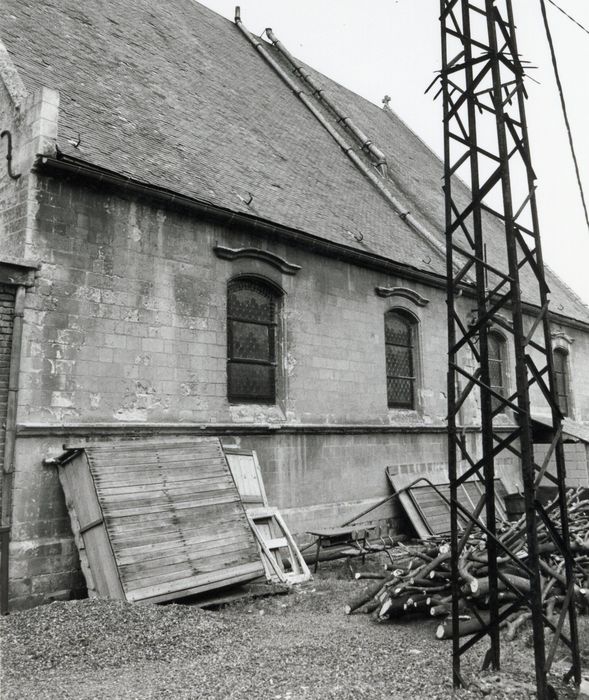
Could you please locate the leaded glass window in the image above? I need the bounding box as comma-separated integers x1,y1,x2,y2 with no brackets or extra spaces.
385,311,416,409
488,332,506,412
227,278,278,403
553,348,570,417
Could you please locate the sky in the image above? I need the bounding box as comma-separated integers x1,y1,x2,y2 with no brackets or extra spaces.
198,0,589,305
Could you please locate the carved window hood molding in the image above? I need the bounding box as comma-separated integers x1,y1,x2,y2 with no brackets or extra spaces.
214,245,301,275
375,286,429,306
551,330,574,345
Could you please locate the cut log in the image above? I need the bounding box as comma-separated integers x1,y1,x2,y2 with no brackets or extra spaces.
430,600,468,617
436,606,511,639
431,604,450,617
505,611,532,641
465,574,531,598
344,573,400,614
376,594,412,620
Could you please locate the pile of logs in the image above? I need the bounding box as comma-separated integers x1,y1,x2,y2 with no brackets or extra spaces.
345,488,589,640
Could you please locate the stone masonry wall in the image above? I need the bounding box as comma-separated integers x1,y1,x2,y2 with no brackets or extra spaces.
236,430,449,538
9,176,460,605
20,175,474,427
0,73,27,261
0,75,59,262
7,174,589,607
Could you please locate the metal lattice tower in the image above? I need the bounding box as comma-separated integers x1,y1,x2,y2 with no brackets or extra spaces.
439,1,581,697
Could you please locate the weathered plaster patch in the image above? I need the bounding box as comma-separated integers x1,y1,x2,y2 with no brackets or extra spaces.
92,244,114,276
173,274,209,317
123,308,139,322
128,202,142,242
156,209,166,252
186,317,210,331
56,328,85,350
114,380,167,421
138,280,158,311
114,406,148,422
50,391,74,408
285,351,297,377
49,345,63,360
28,341,44,358
25,182,42,259
180,381,199,396
229,404,286,424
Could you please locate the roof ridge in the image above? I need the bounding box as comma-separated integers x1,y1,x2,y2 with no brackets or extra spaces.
264,27,389,176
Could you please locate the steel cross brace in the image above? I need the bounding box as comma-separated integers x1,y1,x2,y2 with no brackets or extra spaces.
439,1,581,698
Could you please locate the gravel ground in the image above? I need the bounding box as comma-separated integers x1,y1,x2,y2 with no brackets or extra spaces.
1,564,587,699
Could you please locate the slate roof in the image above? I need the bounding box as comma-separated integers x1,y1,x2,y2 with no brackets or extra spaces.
2,0,588,323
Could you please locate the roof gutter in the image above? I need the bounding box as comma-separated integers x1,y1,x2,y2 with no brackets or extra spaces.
263,28,388,176
35,155,589,333
233,8,456,277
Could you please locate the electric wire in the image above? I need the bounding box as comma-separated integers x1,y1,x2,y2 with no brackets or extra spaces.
547,0,589,36
540,0,589,234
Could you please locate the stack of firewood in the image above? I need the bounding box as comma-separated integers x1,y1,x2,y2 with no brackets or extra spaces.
345,488,589,640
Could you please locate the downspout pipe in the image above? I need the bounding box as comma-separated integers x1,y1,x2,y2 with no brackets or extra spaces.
1,285,25,530
234,9,450,271
264,28,388,177
1,284,26,612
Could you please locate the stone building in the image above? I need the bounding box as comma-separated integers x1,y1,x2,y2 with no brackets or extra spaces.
0,0,588,608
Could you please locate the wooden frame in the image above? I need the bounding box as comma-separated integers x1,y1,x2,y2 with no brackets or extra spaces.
246,507,311,586
223,446,310,586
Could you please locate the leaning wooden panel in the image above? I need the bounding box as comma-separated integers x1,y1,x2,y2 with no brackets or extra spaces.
386,466,509,538
54,438,264,603
224,447,269,507
55,449,126,600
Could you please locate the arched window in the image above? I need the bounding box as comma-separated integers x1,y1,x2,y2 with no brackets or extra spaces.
227,278,280,403
488,331,507,412
385,310,416,409
553,348,570,416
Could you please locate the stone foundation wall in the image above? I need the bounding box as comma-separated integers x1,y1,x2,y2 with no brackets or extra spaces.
8,426,533,609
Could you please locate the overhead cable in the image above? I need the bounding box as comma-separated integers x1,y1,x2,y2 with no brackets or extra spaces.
547,0,589,36
540,0,589,233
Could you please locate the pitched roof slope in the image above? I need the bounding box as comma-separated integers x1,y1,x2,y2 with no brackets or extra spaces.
1,0,444,277
1,0,587,322
294,59,589,324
